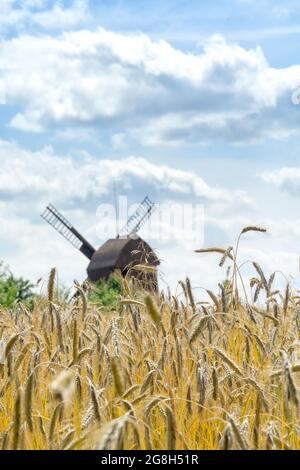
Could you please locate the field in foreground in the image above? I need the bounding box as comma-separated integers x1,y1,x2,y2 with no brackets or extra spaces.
1,238,300,450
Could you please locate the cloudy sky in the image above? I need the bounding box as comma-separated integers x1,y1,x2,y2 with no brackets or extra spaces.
1,0,300,293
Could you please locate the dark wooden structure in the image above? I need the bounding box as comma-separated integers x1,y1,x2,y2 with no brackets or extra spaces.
87,236,159,290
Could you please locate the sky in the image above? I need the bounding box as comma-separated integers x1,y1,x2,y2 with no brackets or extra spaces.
0,0,300,294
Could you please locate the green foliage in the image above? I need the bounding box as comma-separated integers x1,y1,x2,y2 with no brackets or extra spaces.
88,274,123,309
0,262,35,308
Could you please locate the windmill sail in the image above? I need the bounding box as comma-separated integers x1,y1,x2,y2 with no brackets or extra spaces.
41,204,96,260
117,196,156,238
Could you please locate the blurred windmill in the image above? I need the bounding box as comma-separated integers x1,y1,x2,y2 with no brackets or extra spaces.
41,197,160,290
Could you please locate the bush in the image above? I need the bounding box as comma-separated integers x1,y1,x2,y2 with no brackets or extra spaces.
88,274,123,309
0,262,34,308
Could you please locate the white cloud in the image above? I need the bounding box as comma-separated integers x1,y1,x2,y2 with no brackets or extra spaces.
0,0,90,34
2,29,300,144
32,0,90,30
0,139,251,205
261,167,300,196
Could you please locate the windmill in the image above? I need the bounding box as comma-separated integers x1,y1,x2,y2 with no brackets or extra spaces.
41,197,160,290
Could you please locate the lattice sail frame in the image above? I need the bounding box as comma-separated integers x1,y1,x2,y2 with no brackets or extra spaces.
117,196,156,239
41,204,95,260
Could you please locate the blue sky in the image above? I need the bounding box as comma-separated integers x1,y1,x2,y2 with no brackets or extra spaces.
1,0,300,292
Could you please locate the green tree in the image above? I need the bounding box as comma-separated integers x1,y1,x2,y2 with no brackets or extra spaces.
0,262,34,308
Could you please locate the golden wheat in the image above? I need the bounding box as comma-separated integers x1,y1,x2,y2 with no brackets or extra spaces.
0,238,300,450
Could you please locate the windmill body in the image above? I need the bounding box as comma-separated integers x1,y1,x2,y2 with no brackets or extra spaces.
41,198,160,290
87,236,159,290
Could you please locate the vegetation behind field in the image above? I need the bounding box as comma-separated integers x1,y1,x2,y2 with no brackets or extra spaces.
0,263,34,309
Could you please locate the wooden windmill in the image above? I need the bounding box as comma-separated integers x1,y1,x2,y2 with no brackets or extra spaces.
41,197,160,290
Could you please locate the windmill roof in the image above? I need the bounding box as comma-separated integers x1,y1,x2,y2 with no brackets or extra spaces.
88,236,159,272
92,238,132,268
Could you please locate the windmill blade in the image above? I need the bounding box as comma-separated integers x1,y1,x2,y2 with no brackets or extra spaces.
117,196,156,238
41,204,96,260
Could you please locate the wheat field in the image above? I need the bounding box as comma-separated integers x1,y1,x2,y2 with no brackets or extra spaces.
0,228,300,450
